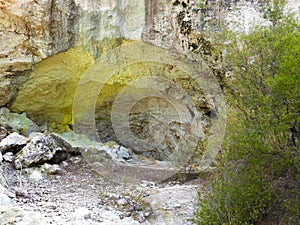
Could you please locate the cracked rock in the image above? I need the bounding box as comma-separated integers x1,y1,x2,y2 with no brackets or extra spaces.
0,132,28,154
13,134,70,169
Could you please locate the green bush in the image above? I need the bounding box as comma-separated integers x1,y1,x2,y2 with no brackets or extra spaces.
193,1,300,224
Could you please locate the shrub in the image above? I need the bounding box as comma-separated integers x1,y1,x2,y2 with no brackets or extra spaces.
193,1,300,224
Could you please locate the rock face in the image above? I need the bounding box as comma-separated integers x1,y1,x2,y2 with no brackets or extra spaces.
10,47,94,128
1,0,299,108
0,0,145,108
1,0,299,171
0,0,76,106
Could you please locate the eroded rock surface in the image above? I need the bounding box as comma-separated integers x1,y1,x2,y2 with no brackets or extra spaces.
0,132,28,154
4,0,299,169
14,134,70,169
0,0,145,107
0,107,40,135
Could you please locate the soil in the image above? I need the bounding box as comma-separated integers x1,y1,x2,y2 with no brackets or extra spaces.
0,156,203,225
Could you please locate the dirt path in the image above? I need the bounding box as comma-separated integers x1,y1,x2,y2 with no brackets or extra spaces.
0,157,202,225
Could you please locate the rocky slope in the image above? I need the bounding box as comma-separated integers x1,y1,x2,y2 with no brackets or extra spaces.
0,112,200,224
0,157,200,225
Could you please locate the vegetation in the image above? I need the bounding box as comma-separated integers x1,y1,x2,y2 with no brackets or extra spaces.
193,1,300,224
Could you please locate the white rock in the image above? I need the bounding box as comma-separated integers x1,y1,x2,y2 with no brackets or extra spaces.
0,194,11,206
67,220,92,225
71,207,91,220
28,170,44,183
0,185,6,194
41,163,62,175
2,152,14,162
0,184,15,198
28,132,45,140
117,198,128,206
14,134,69,169
0,132,28,152
0,205,51,225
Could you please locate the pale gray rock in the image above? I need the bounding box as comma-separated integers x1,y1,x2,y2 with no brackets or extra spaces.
144,185,197,225
0,132,28,154
50,132,92,153
118,198,128,206
40,163,63,175
69,156,82,164
28,132,46,140
13,134,70,169
71,207,92,220
0,194,11,206
101,141,133,162
93,208,140,225
0,125,10,141
28,170,44,184
2,152,14,162
0,205,51,225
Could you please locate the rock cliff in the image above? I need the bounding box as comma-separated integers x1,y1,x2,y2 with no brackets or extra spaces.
1,0,299,167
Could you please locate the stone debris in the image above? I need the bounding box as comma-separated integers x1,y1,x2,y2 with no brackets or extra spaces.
0,108,40,135
0,205,52,225
2,152,14,162
28,170,44,184
13,134,70,169
0,158,199,225
0,193,12,206
40,163,63,175
0,132,28,154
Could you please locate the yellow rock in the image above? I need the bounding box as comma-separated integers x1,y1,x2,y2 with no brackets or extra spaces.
11,41,206,135
11,47,94,129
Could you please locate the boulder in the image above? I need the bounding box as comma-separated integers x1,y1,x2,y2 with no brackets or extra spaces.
49,131,101,153
49,133,77,153
0,108,40,136
0,132,28,154
100,141,134,162
13,134,70,169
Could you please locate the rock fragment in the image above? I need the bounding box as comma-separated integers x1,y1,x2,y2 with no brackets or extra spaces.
0,132,28,154
14,134,70,169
